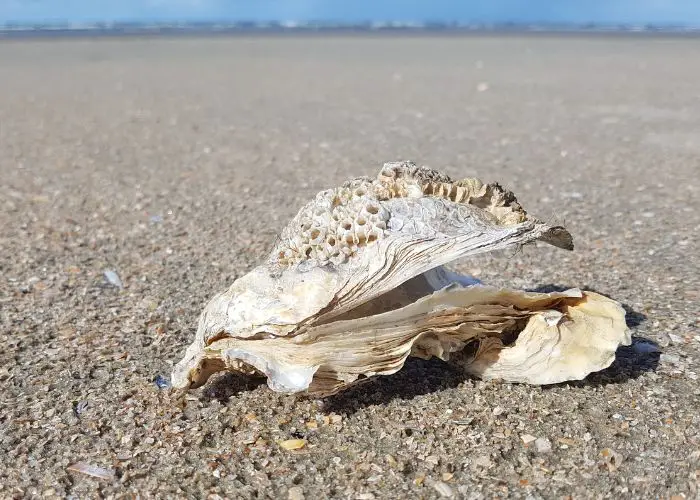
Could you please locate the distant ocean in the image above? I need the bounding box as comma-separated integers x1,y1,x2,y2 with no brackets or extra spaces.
2,22,700,39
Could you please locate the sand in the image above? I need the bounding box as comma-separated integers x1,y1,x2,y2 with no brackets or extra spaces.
0,34,698,499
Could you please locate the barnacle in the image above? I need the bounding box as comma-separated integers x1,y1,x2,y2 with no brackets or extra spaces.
171,162,630,397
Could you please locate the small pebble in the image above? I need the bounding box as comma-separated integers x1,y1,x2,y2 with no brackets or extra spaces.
600,448,624,471
104,269,123,289
667,333,683,345
279,439,307,451
660,353,681,365
535,438,553,454
288,486,304,500
74,400,89,416
431,480,454,497
520,434,537,444
154,375,171,389
472,455,492,468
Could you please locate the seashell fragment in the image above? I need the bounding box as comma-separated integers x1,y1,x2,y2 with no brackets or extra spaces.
67,462,116,481
171,161,631,397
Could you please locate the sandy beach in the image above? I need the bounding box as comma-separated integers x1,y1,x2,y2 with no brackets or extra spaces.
1,34,698,498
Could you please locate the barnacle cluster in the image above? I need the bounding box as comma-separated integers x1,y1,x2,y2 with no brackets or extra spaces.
272,161,529,267
272,178,391,266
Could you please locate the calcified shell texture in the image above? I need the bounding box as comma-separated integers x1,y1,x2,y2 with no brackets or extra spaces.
273,163,534,267
171,162,629,397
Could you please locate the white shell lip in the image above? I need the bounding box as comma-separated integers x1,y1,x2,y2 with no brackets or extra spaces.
222,349,319,393
171,162,630,397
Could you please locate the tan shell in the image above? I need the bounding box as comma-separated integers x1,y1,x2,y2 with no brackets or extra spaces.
171,162,630,397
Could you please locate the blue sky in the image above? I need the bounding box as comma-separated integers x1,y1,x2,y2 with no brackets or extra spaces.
1,0,700,25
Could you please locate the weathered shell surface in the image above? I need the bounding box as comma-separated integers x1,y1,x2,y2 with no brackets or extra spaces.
171,162,630,397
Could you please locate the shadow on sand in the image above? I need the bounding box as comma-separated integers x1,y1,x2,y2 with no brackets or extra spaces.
199,372,267,404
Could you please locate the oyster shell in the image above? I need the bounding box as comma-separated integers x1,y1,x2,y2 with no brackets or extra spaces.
172,162,630,397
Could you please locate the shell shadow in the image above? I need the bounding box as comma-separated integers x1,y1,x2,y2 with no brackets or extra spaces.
199,372,267,404
569,335,660,388
322,357,470,415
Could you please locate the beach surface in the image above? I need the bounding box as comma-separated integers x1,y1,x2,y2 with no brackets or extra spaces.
1,35,698,498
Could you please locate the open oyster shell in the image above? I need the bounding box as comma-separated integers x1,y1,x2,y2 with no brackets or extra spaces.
172,162,630,397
